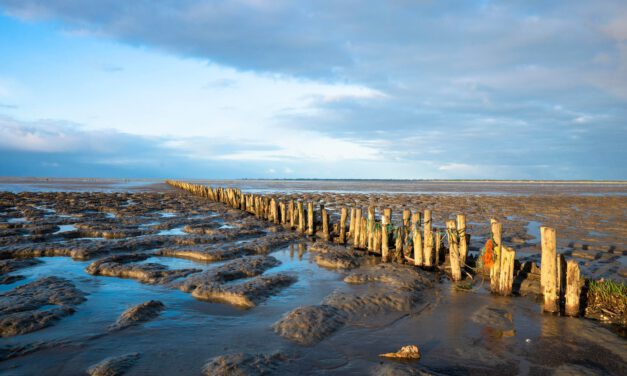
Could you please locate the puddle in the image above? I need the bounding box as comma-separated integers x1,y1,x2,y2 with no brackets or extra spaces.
156,227,187,236
526,221,542,243
8,217,27,223
54,225,76,234
159,212,177,218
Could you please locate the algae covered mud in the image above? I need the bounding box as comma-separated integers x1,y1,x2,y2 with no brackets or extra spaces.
0,179,626,375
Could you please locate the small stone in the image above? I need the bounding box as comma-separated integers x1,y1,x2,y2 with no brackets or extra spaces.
379,345,421,360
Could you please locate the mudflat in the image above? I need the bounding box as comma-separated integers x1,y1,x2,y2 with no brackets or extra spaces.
0,179,625,375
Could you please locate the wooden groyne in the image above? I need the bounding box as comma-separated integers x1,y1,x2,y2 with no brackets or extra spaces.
166,180,586,316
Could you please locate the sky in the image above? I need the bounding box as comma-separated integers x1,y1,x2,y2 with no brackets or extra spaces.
0,1,626,180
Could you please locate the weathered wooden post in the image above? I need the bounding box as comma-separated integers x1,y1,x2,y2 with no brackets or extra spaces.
288,200,295,228
490,219,503,292
413,224,423,266
360,216,367,249
541,226,559,313
297,201,305,234
335,207,346,244
383,208,392,219
457,214,467,267
433,229,441,266
381,213,390,262
367,206,375,251
402,209,411,227
423,210,433,267
307,202,314,236
499,247,515,295
395,227,403,260
446,220,462,281
349,208,356,239
354,208,362,248
321,208,330,241
565,259,582,316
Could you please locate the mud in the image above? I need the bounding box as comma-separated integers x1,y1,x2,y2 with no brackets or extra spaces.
202,352,289,375
274,263,434,345
85,254,201,285
187,274,296,309
108,301,165,331
0,181,624,375
87,352,141,376
0,277,86,337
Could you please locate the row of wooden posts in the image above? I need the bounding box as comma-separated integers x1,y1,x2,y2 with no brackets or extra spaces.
166,180,583,316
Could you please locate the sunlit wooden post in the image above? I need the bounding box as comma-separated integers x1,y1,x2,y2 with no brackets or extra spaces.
541,226,559,313
423,210,433,267
489,219,502,292
381,213,390,262
457,214,467,267
446,220,462,281
565,259,582,316
339,207,347,244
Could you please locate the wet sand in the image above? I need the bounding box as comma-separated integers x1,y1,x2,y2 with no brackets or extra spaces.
0,180,625,375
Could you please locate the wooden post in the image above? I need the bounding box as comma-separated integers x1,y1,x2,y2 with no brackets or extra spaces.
381,214,390,262
383,208,392,219
354,208,362,248
349,208,356,239
433,230,441,267
423,210,433,267
307,202,314,236
339,207,347,244
297,201,305,234
446,220,462,281
360,216,367,249
367,206,375,251
565,259,582,316
413,225,423,266
395,227,403,259
490,219,502,292
457,214,467,267
402,209,411,227
541,226,559,313
289,200,295,228
499,247,515,295
322,208,330,241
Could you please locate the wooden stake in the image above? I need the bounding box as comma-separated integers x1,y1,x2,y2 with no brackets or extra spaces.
446,220,462,281
349,208,356,239
565,259,582,317
297,201,305,234
499,247,515,295
354,208,362,248
322,208,330,241
413,225,423,266
541,226,559,313
288,200,295,228
423,210,433,267
367,206,375,251
339,207,347,244
490,219,503,292
381,214,390,262
457,214,467,267
307,202,314,236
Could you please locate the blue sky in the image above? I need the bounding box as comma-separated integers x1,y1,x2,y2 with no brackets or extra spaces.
0,1,626,180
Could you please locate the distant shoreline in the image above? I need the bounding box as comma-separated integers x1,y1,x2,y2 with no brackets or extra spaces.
0,176,626,185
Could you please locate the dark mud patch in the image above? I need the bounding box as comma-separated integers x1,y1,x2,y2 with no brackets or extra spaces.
202,352,289,375
87,352,141,376
274,263,434,345
0,276,86,337
273,305,348,345
108,300,165,331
